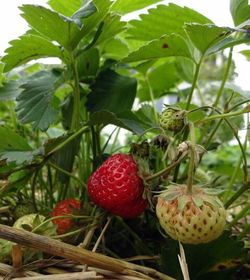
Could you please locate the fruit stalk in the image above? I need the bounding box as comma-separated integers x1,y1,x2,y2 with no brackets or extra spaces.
186,122,196,194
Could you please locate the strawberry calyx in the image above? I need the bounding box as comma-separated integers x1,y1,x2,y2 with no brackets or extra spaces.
157,184,225,211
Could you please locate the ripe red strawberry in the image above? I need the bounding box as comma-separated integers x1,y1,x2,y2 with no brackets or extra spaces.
87,154,147,218
51,198,81,234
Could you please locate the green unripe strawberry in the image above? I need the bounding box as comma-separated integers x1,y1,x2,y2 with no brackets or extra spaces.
159,108,185,132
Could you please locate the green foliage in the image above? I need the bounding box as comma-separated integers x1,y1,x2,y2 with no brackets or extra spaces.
0,81,22,101
20,5,83,51
87,69,137,114
122,34,192,63
230,0,250,26
2,35,63,72
0,127,35,164
160,231,246,279
16,70,60,131
127,3,212,41
111,0,162,14
185,24,233,56
48,0,82,17
0,1,249,278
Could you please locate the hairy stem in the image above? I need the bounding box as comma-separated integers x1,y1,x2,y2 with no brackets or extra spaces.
70,54,81,131
213,47,233,107
186,123,196,194
185,59,203,110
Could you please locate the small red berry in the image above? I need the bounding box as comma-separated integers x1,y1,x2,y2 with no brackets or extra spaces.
51,198,81,234
87,154,147,218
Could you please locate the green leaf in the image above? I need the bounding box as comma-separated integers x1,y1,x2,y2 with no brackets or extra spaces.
0,81,22,101
48,0,82,17
79,0,112,38
111,0,162,14
135,104,158,127
240,49,250,60
122,34,192,63
185,24,233,55
77,48,100,80
101,38,129,60
230,0,250,26
87,69,137,114
0,62,4,86
207,36,250,56
2,35,62,72
0,127,32,151
20,5,82,51
0,127,37,164
94,14,126,46
224,82,250,98
71,0,97,27
160,231,246,279
89,110,146,135
127,3,212,41
16,70,60,131
136,59,181,101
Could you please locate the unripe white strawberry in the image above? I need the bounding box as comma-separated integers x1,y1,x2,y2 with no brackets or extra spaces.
156,184,226,244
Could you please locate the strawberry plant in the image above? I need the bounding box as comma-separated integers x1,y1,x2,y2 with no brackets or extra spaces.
0,0,249,279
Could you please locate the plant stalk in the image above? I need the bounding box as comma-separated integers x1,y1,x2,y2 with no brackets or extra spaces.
213,47,233,107
185,59,203,110
186,123,196,194
70,54,81,131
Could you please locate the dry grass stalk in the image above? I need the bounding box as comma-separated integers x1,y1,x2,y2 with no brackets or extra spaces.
0,225,174,280
12,245,23,269
0,271,101,280
178,242,190,280
0,263,41,277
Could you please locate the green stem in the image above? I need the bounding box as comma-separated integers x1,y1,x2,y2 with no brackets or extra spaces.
70,54,81,131
49,162,87,188
223,155,242,201
224,183,249,209
186,123,196,194
185,59,203,110
204,119,223,149
224,118,248,183
146,75,158,123
213,47,233,107
145,153,186,182
228,203,250,227
197,109,247,123
238,223,250,239
47,126,88,156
